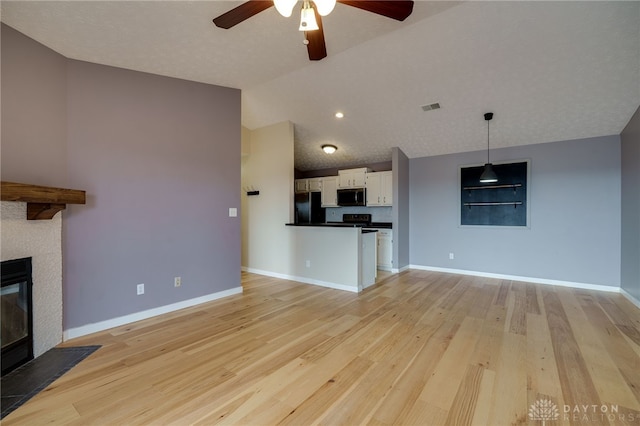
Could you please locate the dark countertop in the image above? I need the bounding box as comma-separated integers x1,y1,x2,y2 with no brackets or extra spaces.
285,223,378,233
326,221,393,229
368,222,393,229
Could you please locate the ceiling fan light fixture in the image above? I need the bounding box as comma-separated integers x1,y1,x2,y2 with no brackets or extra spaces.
314,0,336,16
273,0,297,17
322,144,337,154
299,3,319,31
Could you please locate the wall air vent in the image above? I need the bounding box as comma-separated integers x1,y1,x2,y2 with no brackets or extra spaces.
421,102,441,112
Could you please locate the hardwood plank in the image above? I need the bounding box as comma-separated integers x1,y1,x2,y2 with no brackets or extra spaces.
578,293,640,407
2,271,639,425
444,363,485,426
561,291,640,410
542,288,604,422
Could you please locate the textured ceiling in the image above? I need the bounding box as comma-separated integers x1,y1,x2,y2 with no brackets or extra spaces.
2,1,639,171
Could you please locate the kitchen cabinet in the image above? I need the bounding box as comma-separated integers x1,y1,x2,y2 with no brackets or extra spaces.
308,178,322,192
338,168,369,189
366,171,393,206
295,179,308,193
321,176,338,207
377,229,393,270
295,178,322,193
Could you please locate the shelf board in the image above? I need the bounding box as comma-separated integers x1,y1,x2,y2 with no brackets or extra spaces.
1,181,86,220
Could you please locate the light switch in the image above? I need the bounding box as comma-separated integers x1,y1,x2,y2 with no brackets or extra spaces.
229,208,238,217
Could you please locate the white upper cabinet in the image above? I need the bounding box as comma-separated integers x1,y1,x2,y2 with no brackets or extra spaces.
366,171,393,206
295,179,308,193
338,168,369,189
308,177,322,192
296,178,323,193
321,176,338,207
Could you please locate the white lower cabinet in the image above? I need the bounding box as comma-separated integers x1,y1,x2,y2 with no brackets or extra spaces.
376,229,393,270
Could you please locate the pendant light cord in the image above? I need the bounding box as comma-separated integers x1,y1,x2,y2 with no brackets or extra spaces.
487,119,490,163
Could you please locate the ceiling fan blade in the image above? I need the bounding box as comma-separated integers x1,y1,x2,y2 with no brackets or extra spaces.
213,1,274,29
337,1,414,21
306,6,327,61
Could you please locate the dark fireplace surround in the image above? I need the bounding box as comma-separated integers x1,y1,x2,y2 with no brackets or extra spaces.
1,257,34,376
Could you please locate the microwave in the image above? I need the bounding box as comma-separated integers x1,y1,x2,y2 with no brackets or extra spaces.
337,188,366,206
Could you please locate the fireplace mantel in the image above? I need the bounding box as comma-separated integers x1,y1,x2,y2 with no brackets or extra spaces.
1,181,86,220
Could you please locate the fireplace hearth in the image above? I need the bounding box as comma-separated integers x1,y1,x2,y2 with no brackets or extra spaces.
1,257,34,376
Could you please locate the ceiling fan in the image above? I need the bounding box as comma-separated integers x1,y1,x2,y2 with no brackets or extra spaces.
212,0,414,61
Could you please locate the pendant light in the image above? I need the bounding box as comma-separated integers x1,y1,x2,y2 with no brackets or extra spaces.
479,112,498,183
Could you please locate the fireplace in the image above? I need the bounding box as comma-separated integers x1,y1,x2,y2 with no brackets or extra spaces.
1,257,34,376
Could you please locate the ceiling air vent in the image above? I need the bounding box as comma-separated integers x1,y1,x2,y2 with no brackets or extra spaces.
421,102,441,112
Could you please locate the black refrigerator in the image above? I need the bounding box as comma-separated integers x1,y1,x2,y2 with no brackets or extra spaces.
295,192,326,224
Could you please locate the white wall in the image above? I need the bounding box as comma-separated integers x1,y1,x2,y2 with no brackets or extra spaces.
1,202,63,356
242,122,295,273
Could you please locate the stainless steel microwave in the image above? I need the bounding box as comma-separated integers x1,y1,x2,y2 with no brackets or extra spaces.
337,188,366,206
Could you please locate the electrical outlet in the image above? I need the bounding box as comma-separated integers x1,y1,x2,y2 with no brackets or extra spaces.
449,253,454,260
174,277,181,287
305,260,311,268
137,283,145,295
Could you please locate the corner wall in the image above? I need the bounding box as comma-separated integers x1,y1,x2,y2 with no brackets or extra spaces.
1,23,69,355
64,60,241,332
241,122,295,273
392,147,410,271
410,135,621,288
1,24,68,187
1,24,242,338
621,106,640,304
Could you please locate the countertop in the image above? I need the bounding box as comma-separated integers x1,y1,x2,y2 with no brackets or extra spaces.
286,223,379,233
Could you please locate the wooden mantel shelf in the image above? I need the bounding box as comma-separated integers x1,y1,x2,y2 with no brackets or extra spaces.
1,181,86,220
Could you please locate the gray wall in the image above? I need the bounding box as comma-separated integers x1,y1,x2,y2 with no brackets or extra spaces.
392,147,410,270
621,106,640,301
410,136,621,287
1,24,242,330
1,24,68,187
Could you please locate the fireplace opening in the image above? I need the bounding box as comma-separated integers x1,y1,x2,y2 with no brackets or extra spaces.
1,257,34,376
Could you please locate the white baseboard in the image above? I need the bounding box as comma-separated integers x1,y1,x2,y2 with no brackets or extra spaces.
63,286,243,341
242,267,359,293
392,264,411,274
620,288,640,309
409,265,621,293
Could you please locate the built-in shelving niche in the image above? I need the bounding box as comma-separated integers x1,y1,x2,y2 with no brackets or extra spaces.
460,161,529,226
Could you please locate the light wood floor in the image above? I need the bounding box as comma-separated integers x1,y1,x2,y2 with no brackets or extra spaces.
4,270,640,425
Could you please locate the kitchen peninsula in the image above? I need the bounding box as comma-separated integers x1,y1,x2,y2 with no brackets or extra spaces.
285,223,377,292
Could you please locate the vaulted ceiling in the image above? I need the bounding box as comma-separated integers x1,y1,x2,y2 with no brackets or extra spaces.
2,1,639,170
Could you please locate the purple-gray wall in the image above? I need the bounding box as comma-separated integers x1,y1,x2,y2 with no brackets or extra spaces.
1,24,68,187
1,24,241,330
621,106,640,301
392,147,410,270
410,135,622,287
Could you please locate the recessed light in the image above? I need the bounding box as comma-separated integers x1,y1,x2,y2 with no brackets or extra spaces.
322,144,337,154
335,112,344,118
